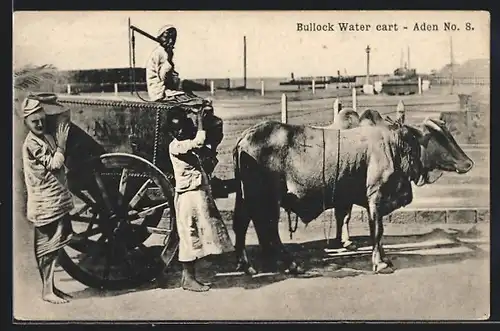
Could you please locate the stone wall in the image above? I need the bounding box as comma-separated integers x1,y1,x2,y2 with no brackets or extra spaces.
440,93,490,145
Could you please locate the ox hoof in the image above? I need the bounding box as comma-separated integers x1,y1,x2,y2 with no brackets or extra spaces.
245,266,258,275
372,262,394,274
236,263,257,275
286,262,305,275
383,258,394,268
343,241,358,251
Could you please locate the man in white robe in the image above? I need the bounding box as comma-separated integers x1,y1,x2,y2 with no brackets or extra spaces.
22,98,74,304
146,25,182,101
159,109,234,292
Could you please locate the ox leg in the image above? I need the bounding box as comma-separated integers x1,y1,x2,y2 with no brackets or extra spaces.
248,176,283,273
367,202,394,274
380,245,393,268
335,205,357,251
251,189,287,273
270,205,305,275
233,203,257,275
276,238,305,275
252,213,278,273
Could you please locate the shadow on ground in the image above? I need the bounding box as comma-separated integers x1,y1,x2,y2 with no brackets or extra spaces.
62,226,488,300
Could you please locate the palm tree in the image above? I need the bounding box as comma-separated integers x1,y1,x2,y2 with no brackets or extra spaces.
13,64,60,212
13,64,60,246
14,64,58,92
13,64,60,118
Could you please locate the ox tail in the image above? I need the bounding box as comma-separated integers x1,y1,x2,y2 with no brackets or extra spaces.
232,131,250,208
232,141,257,274
232,135,245,203
232,144,243,206
232,142,248,233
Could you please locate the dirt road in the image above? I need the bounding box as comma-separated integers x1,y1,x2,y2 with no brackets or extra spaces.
14,218,490,321
12,91,489,322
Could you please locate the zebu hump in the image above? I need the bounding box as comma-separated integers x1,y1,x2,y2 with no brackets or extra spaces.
358,109,385,126
235,121,303,151
233,121,272,154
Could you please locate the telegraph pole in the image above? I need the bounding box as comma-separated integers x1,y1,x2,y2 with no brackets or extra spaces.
450,36,454,94
407,45,411,69
243,35,247,89
365,45,371,85
128,17,133,95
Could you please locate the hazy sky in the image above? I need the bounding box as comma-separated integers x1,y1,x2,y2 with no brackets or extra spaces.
13,11,489,79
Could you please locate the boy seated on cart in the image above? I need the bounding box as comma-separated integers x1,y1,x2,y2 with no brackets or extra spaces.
21,98,74,304
145,24,216,113
146,24,225,187
146,24,194,102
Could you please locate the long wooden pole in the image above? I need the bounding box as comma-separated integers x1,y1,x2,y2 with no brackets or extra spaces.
407,45,410,69
281,94,288,123
130,25,161,43
333,98,341,121
366,45,370,85
352,87,357,112
450,36,454,94
128,18,133,95
243,36,247,89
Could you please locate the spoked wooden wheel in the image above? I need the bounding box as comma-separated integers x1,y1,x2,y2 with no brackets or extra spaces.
59,153,178,290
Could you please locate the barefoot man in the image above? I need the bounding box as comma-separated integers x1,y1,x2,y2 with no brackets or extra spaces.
164,109,234,292
22,98,74,304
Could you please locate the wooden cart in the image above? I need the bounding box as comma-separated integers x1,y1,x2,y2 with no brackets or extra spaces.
39,93,230,290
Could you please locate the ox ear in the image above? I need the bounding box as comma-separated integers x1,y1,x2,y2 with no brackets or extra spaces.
384,115,396,126
395,116,405,126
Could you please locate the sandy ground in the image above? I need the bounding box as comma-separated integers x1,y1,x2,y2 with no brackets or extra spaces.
13,212,490,321
12,89,490,322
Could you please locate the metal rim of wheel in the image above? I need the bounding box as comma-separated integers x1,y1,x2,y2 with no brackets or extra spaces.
58,153,178,291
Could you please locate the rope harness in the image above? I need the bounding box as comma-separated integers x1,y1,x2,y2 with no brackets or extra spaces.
323,129,341,244
287,212,299,240
287,128,341,240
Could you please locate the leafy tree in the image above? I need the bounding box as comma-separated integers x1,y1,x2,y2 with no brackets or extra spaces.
14,64,58,92
13,64,60,201
13,64,59,117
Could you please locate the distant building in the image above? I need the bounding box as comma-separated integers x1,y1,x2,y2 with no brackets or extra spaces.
58,67,146,85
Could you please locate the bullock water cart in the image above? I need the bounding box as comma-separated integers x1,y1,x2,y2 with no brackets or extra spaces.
32,92,233,291
26,21,238,291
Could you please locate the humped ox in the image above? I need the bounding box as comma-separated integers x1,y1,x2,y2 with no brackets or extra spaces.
231,109,474,275
323,108,470,251
319,108,401,250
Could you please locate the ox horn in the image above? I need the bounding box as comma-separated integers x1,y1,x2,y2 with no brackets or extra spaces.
424,118,443,132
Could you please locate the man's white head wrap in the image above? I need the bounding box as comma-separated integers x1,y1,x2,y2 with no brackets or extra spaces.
157,24,176,38
22,98,44,118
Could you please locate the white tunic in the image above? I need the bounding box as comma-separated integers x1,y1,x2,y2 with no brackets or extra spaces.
22,132,74,227
146,46,175,101
169,138,234,262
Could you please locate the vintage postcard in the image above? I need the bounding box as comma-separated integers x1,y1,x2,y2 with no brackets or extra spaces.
12,10,490,321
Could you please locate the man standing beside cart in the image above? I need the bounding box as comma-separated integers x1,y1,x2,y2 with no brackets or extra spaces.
157,108,234,292
22,98,74,304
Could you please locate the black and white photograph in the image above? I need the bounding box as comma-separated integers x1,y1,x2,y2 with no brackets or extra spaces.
12,10,490,321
